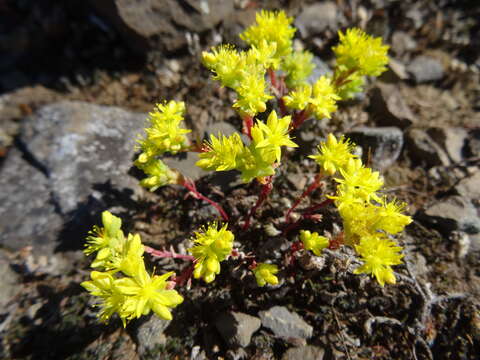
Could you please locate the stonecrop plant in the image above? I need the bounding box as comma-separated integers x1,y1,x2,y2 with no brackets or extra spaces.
82,10,412,326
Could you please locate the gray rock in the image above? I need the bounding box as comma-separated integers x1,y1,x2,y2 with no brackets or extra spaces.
347,127,403,169
419,196,480,235
260,237,291,260
282,345,325,360
407,55,444,83
391,31,417,55
131,315,170,357
0,148,63,253
259,306,313,341
20,101,145,215
0,101,146,253
387,58,409,81
370,83,417,128
0,251,20,309
89,0,235,53
427,127,468,163
215,311,261,348
455,172,480,202
295,2,343,37
405,128,450,167
466,129,480,158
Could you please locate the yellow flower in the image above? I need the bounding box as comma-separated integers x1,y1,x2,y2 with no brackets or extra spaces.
309,76,340,119
281,50,315,87
374,198,413,235
188,223,234,283
196,132,245,172
107,233,145,277
335,158,383,202
134,158,180,191
139,100,191,156
354,235,403,287
115,270,183,323
253,263,279,287
253,110,297,162
81,271,126,324
283,85,312,111
233,71,272,116
240,10,295,59
84,211,124,257
248,40,280,70
299,230,329,256
309,134,356,176
333,28,389,77
202,45,244,88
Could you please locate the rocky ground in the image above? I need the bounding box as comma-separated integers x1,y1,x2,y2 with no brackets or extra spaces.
0,0,479,359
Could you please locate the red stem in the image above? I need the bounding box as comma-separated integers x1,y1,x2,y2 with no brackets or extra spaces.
291,109,310,130
285,174,322,223
242,176,273,230
144,246,195,261
282,198,334,236
173,264,196,287
243,115,253,140
303,198,334,217
279,97,287,117
182,179,229,221
289,241,304,266
268,68,277,89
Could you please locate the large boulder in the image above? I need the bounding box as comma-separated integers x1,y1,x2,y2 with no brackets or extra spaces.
89,0,235,53
0,101,146,254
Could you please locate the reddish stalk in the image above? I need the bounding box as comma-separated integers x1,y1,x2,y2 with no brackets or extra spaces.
243,115,253,139
291,109,310,130
289,241,304,266
173,264,196,287
332,66,358,89
242,176,274,230
285,174,323,223
302,198,334,217
181,178,229,221
144,246,195,261
279,97,287,117
268,68,278,89
282,198,334,236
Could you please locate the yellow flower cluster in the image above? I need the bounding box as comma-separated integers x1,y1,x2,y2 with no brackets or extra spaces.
134,158,180,191
299,230,329,256
283,76,340,119
281,50,315,88
196,111,297,183
309,134,356,175
135,100,190,191
240,10,296,59
333,28,389,77
202,10,299,116
252,263,279,287
82,211,183,325
311,134,412,286
202,42,275,116
188,222,234,283
137,100,190,158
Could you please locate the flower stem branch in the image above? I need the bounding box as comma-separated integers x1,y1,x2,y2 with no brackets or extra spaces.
285,174,323,223
243,115,254,139
243,176,273,230
291,109,310,130
182,178,229,221
144,246,195,261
